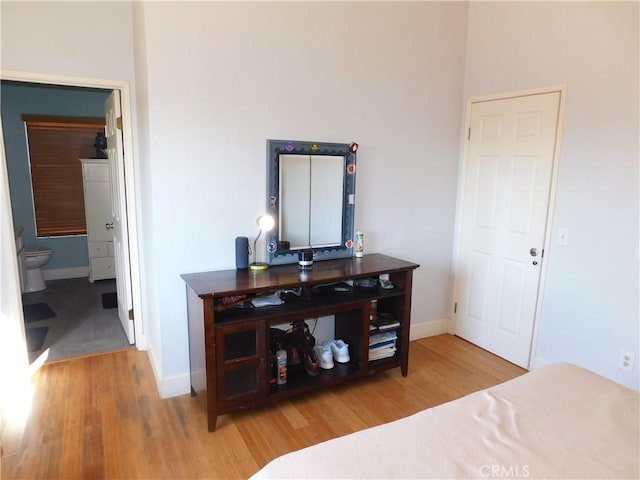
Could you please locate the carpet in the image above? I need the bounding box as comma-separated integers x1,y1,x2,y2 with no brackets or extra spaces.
102,292,118,309
26,326,49,351
23,302,57,323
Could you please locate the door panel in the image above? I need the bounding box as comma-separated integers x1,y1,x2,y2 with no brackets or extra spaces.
468,251,490,322
105,91,135,344
476,157,499,228
84,179,112,242
454,92,560,367
498,259,526,334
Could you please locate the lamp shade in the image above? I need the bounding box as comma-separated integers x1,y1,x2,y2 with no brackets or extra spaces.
257,214,275,232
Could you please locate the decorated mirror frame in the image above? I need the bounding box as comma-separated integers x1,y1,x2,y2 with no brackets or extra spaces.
265,139,357,266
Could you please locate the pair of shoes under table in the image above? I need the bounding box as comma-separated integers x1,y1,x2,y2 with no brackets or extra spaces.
313,339,350,370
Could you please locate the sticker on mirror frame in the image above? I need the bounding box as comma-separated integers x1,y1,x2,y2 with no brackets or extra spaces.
269,195,277,209
347,164,356,174
310,144,320,151
285,142,294,152
345,239,354,248
268,241,277,253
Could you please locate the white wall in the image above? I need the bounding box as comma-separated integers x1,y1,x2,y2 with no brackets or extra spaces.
0,121,31,429
464,2,639,390
0,2,135,82
130,2,160,383
135,1,469,393
0,1,151,358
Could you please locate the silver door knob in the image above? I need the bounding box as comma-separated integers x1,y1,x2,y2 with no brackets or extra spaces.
105,222,114,230
529,247,538,257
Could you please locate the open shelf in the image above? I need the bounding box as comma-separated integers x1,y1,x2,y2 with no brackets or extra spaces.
216,284,406,325
270,361,361,395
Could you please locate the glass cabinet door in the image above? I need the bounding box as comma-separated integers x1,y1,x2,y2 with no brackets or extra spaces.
215,320,267,406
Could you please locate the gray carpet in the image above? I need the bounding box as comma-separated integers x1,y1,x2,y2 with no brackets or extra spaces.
25,326,49,351
23,302,57,322
22,278,132,363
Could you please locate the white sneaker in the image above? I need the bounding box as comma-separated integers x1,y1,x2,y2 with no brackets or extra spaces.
313,344,334,369
328,339,350,363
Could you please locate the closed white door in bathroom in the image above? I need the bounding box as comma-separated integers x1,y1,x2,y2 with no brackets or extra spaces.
80,159,115,283
105,91,135,344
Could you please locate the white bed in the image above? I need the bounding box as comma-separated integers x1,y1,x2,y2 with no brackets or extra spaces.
250,363,639,479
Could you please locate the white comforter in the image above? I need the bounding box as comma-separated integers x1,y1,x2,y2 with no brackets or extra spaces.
250,363,639,479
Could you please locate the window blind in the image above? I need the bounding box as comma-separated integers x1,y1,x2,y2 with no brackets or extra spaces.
23,115,106,237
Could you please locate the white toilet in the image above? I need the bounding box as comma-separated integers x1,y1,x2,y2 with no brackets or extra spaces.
24,248,53,292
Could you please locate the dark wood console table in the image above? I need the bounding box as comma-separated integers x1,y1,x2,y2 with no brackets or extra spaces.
181,253,419,431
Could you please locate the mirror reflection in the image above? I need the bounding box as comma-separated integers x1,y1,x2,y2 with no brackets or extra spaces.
280,154,344,249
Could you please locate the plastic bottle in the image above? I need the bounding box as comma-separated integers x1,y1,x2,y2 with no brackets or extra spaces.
370,299,378,324
355,231,364,258
276,347,287,385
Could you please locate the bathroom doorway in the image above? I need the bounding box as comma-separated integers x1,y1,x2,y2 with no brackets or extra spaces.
0,72,145,364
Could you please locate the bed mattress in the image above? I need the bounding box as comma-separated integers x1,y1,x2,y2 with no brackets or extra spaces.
250,363,639,479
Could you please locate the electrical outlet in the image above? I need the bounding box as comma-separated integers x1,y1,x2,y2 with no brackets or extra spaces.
618,351,635,372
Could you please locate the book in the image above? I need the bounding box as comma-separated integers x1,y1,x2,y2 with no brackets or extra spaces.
368,331,397,361
369,331,397,346
369,339,396,350
375,321,400,331
369,346,397,360
370,321,400,331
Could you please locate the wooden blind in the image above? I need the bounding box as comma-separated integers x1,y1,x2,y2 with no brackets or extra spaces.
23,115,106,237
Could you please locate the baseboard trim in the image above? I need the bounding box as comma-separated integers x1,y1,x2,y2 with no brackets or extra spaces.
146,344,191,399
43,266,89,281
145,346,162,397
159,373,191,399
410,318,449,341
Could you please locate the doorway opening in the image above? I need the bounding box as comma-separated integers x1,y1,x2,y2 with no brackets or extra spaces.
0,72,144,365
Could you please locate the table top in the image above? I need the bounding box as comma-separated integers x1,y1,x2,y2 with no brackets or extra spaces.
181,253,419,299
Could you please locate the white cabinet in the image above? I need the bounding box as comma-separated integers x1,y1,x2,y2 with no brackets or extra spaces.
80,159,115,282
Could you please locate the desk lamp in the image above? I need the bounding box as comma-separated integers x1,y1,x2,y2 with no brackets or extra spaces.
250,214,275,271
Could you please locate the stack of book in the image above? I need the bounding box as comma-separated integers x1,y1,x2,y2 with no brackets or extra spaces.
369,331,397,361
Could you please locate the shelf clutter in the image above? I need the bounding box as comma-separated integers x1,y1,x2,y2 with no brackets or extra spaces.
369,331,397,361
369,299,400,332
369,312,400,331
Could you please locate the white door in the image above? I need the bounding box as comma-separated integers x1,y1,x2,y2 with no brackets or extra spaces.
105,90,135,344
453,92,561,368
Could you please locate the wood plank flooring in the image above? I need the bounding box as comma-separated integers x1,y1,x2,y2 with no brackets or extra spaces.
1,334,525,479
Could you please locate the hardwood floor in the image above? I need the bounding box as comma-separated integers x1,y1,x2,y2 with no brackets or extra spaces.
1,334,525,479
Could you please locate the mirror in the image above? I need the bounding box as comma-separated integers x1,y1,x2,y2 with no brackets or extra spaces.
265,140,357,265
279,154,343,248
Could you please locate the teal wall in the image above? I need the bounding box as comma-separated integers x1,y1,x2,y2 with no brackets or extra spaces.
1,81,111,271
